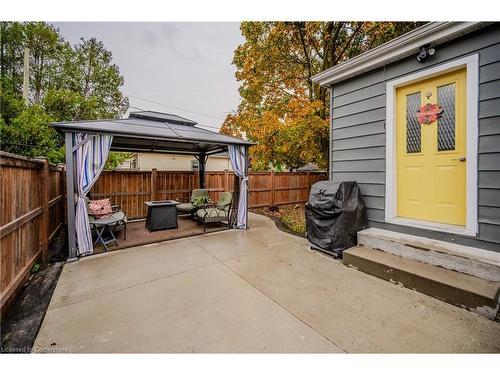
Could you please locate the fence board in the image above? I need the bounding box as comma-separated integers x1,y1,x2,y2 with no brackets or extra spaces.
90,170,327,218
0,152,64,313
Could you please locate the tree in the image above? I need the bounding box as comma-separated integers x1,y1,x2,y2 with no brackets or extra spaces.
0,105,63,161
63,37,128,119
24,22,73,105
0,22,71,118
0,22,129,166
222,22,425,171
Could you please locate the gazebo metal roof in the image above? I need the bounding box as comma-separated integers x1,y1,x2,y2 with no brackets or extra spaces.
52,111,253,155
129,110,198,126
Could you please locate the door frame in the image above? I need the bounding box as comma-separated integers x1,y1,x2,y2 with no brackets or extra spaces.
385,54,479,236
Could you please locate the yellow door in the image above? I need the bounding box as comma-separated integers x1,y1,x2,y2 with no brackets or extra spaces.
396,69,466,226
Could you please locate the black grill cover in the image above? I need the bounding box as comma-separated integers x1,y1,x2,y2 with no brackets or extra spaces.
305,181,367,257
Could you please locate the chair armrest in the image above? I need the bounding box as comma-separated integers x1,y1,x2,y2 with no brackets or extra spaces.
199,203,217,209
111,204,121,212
193,203,213,212
197,203,231,219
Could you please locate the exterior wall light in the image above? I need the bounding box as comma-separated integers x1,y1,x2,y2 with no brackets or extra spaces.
416,45,436,62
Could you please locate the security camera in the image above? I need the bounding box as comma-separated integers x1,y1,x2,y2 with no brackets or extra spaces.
416,45,435,62
417,48,427,62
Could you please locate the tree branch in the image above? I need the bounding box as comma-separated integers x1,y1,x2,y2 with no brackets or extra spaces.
294,22,313,101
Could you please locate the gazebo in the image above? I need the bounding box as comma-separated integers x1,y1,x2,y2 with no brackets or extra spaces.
52,110,254,262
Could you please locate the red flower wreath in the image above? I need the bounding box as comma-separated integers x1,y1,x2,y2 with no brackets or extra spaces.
416,103,443,125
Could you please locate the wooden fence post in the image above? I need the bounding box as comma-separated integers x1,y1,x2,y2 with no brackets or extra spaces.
270,170,275,206
151,168,158,201
38,158,50,262
224,169,229,192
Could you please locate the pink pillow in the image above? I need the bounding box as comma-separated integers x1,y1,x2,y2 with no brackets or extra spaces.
88,198,113,219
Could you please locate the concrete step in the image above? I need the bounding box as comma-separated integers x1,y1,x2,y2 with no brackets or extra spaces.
343,246,500,320
357,228,500,282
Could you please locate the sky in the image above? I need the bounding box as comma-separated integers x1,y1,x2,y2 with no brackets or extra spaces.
52,22,244,131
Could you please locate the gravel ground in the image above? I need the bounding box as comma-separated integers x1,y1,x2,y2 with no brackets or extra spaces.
1,231,67,354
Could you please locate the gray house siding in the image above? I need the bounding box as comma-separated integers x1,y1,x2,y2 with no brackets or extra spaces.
330,24,500,252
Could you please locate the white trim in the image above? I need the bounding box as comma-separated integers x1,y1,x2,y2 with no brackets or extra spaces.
384,54,479,237
312,22,489,87
329,85,334,180
385,217,474,237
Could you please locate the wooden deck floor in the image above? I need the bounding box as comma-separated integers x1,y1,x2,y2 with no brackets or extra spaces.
93,215,229,255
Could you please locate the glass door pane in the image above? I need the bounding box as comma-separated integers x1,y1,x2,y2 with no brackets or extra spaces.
406,92,421,153
437,83,456,151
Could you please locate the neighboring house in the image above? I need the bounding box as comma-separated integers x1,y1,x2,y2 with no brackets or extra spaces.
293,162,325,172
119,152,232,171
312,22,500,252
118,155,139,169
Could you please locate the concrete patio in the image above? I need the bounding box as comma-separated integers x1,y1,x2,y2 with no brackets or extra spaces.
34,214,500,353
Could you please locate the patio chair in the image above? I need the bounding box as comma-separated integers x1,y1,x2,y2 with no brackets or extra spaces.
194,192,233,232
176,189,209,216
85,198,127,251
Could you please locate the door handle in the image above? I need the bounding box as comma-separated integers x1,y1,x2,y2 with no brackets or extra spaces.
452,157,466,162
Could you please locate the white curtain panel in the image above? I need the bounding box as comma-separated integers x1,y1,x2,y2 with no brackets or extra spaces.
228,145,248,229
73,133,113,256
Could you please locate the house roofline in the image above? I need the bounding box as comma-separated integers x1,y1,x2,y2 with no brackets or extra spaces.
311,22,491,87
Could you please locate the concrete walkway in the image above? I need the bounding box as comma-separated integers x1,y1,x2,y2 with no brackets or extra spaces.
34,214,500,353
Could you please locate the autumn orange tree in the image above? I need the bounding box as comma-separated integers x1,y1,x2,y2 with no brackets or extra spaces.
221,22,424,171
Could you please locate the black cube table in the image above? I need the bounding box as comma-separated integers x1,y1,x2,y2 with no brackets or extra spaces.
144,200,179,231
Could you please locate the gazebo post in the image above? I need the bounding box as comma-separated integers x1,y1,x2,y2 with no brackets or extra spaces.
65,132,78,262
198,152,207,189
245,146,249,229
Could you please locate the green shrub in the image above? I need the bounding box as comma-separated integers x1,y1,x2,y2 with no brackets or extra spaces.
31,263,41,274
281,211,306,236
192,195,211,208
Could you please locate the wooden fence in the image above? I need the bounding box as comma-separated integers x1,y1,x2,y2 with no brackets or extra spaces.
0,155,325,312
0,152,65,312
90,170,327,220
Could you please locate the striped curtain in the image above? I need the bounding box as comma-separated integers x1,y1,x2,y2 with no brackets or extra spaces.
228,145,248,229
74,133,113,256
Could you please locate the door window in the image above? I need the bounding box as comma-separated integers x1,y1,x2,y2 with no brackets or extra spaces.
437,83,456,151
406,92,421,153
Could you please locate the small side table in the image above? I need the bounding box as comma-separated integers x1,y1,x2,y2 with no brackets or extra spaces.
144,200,179,231
89,211,127,252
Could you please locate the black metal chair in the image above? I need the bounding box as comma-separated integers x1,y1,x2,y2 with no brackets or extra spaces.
176,189,209,217
194,192,233,232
